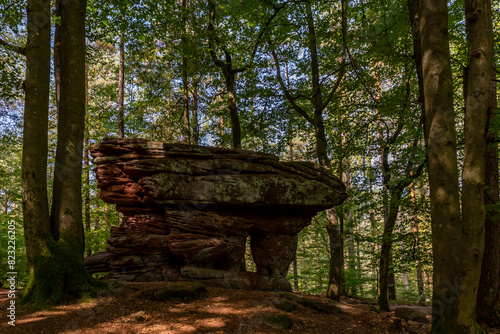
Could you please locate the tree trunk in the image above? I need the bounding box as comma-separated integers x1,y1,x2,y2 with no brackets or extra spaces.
408,0,426,301
412,183,425,297
388,267,397,300
420,0,492,330
22,0,102,306
22,0,52,276
225,70,241,149
421,0,462,328
458,0,492,328
54,0,61,111
477,65,499,327
398,209,409,291
378,190,403,311
84,132,91,257
181,0,190,144
192,80,199,145
118,9,125,138
326,208,342,301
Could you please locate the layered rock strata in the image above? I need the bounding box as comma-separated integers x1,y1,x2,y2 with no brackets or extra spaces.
90,138,347,291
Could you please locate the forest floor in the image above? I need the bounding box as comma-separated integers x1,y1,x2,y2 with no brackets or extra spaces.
0,283,498,334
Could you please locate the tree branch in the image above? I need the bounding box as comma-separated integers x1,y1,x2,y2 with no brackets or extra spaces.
270,46,314,124
207,0,227,69
318,57,346,113
0,38,25,55
341,0,376,102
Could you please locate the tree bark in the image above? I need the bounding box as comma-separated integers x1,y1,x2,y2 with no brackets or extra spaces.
192,80,199,145
22,0,52,277
398,209,409,291
181,0,190,144
22,0,102,306
458,0,492,328
326,208,343,300
412,182,425,297
408,0,426,301
477,64,499,327
378,190,403,311
118,32,125,138
224,70,241,149
85,131,91,257
419,0,492,330
421,0,462,329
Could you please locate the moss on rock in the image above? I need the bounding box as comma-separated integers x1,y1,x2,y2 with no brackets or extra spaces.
260,314,293,329
273,298,296,312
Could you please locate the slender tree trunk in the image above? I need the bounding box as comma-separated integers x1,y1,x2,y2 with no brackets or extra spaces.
477,65,499,327
3,192,7,214
378,190,403,311
288,132,299,290
118,9,125,138
84,132,91,257
326,208,343,300
398,209,409,291
54,1,61,111
345,161,356,296
192,80,199,144
181,0,190,144
348,224,356,295
408,0,426,301
224,70,241,149
411,181,425,297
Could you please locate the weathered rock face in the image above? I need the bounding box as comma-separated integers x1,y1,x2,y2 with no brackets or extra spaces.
90,138,347,291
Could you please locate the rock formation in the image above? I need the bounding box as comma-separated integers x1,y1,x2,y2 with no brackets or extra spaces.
89,138,347,291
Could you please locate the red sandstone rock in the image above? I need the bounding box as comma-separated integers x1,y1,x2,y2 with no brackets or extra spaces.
88,138,347,290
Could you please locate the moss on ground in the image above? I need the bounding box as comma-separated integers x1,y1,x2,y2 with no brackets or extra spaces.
260,314,293,329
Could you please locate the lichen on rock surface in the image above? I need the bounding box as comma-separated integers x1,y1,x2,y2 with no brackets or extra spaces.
88,138,347,291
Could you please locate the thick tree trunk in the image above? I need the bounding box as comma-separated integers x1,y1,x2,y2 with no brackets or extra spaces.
420,0,491,330
22,0,52,274
477,65,499,327
22,0,103,306
457,0,492,328
51,0,87,249
421,0,462,329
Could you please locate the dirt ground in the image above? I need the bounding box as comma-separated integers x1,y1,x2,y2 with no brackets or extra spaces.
0,283,495,334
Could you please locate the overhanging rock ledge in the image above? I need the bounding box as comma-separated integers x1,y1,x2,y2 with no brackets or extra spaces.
89,137,347,291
